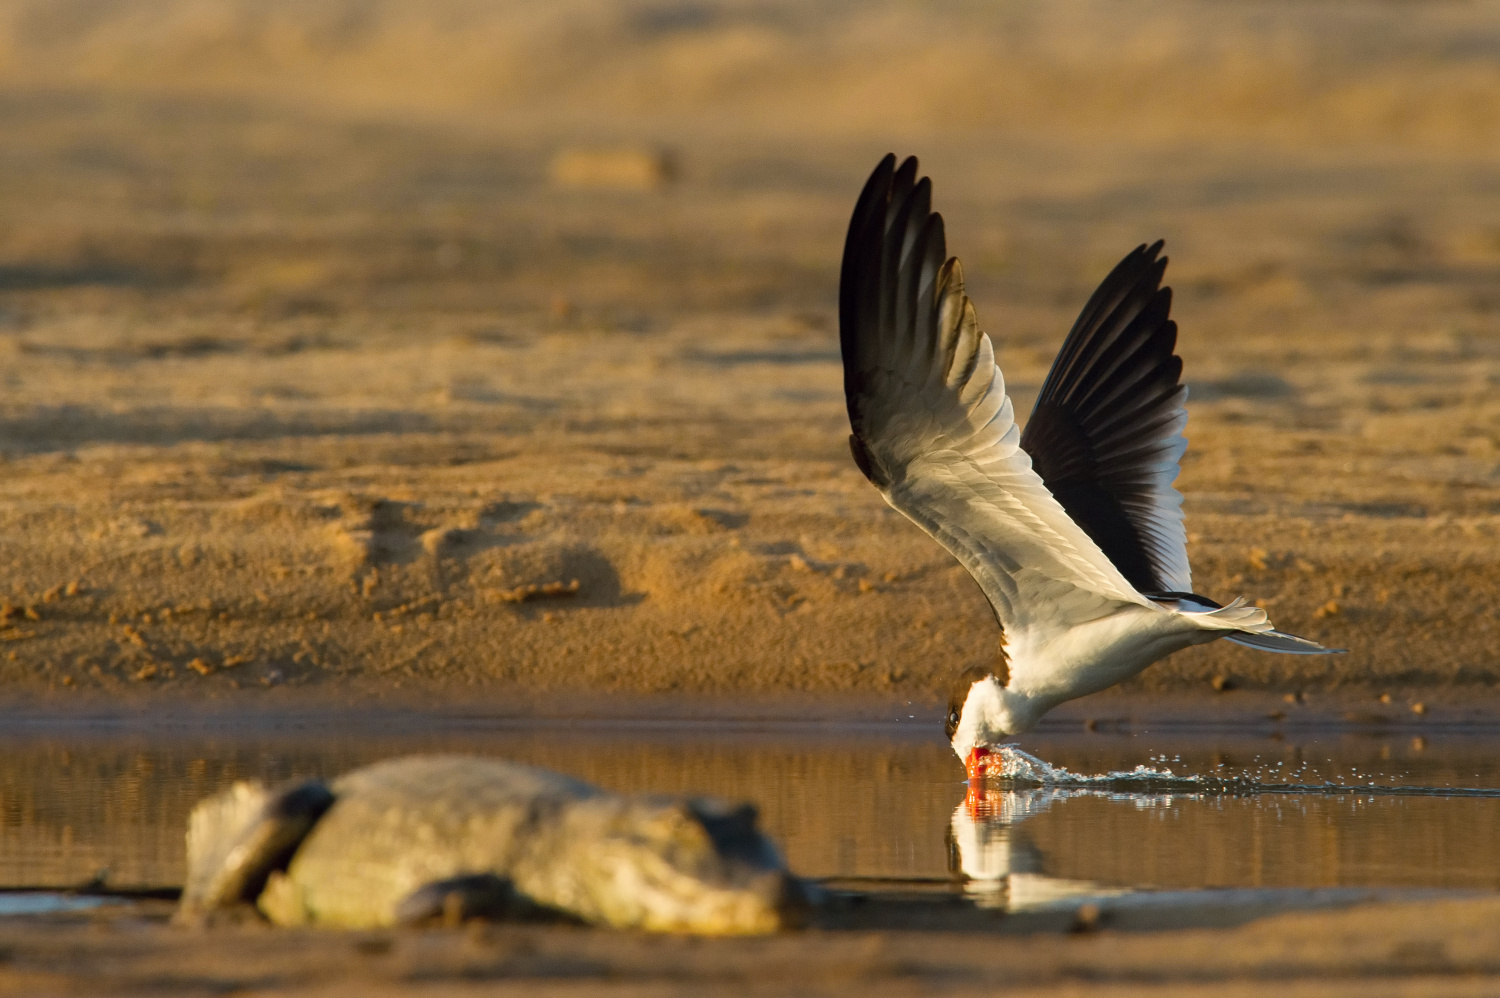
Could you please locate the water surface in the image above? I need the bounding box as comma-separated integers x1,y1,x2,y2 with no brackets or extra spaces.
3,716,1498,917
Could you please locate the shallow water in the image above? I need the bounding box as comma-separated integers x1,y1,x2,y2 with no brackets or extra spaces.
2,716,1499,918
0,892,111,916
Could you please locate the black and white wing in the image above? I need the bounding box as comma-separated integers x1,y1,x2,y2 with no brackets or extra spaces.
1020,241,1191,596
840,155,1153,641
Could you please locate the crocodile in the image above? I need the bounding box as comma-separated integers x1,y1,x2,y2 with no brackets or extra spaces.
177,754,804,934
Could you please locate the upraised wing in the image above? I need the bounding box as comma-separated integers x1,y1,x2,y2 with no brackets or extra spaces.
840,155,1152,639
1020,242,1191,595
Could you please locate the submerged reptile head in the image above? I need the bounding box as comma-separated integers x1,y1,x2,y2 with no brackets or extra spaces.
532,793,806,934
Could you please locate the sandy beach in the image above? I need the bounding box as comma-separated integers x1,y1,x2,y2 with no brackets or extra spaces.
3,3,1500,703
0,3,1498,702
2,3,1500,699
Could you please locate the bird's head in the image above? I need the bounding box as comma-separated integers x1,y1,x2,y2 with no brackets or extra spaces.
945,665,1011,782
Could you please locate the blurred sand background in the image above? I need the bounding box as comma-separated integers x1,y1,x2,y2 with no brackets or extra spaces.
3,0,1500,702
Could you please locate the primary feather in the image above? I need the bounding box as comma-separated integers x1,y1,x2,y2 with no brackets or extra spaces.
1021,242,1191,595
842,155,1148,640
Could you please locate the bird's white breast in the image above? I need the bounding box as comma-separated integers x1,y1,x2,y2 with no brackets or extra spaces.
987,605,1215,736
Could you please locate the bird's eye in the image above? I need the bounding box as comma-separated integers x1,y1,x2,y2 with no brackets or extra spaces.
948,710,959,725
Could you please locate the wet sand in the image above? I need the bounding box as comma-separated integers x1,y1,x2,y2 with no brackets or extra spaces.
0,894,1497,996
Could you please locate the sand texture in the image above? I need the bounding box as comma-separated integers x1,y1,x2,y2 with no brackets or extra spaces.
0,1,1499,701
2,895,1500,996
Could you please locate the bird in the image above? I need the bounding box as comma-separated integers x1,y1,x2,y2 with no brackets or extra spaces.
837,154,1340,781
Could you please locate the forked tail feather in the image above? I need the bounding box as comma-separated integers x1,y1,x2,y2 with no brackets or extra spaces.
1151,592,1344,654
1225,630,1344,655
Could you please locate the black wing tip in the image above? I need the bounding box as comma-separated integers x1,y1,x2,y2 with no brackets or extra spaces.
1133,244,1170,291
845,156,903,248
854,154,922,207
1020,236,1188,594
1127,239,1167,270
1109,241,1170,298
839,150,938,361
866,153,899,191
840,153,941,483
844,155,922,264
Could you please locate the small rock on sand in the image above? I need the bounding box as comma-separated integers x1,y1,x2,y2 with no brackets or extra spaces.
549,147,677,190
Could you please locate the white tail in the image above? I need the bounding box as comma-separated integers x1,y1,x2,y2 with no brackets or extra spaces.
1226,630,1344,655
1185,596,1269,631
1174,596,1343,654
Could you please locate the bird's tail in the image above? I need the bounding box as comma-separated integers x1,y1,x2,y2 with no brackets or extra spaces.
1163,594,1345,655
1225,630,1344,655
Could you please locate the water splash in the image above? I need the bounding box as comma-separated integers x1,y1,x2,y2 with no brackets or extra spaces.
994,746,1183,786
990,745,1500,797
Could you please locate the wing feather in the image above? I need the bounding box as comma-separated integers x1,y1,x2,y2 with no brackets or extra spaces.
1020,242,1192,594
840,156,1150,638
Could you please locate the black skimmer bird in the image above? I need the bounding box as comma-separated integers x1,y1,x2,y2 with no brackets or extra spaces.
838,155,1340,780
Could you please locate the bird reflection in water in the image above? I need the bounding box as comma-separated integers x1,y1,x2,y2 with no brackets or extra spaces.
949,782,1133,911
